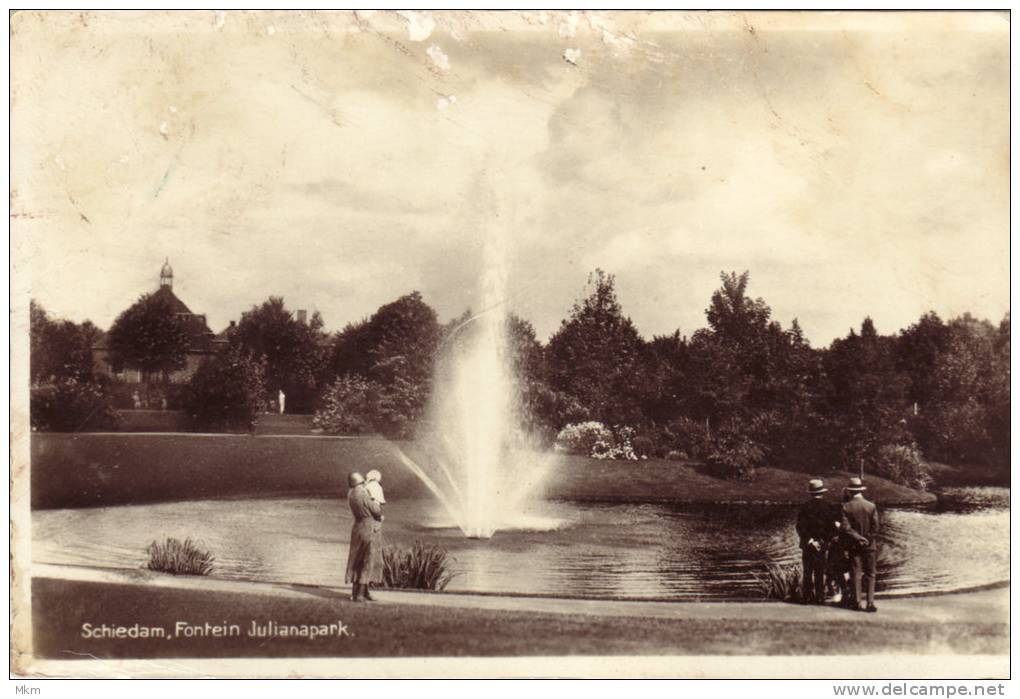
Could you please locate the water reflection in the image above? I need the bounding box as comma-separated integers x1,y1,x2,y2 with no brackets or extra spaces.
32,490,1009,600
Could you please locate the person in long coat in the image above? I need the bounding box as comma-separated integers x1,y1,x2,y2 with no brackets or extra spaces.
840,477,880,613
795,478,835,604
345,472,383,601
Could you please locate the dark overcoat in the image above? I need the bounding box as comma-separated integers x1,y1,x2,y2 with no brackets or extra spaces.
796,497,837,549
345,484,384,584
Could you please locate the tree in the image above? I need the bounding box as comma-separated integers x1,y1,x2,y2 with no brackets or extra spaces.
987,312,1010,465
822,318,911,469
313,375,383,435
107,293,189,382
896,311,1008,466
546,269,647,426
675,272,826,473
362,291,441,389
897,311,951,412
641,331,689,426
181,346,268,431
232,297,328,413
30,300,101,384
325,291,442,437
705,271,772,347
29,300,117,432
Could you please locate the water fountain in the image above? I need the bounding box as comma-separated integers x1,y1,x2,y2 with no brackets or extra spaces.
390,206,554,538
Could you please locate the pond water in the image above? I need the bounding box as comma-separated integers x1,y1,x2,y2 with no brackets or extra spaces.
33,487,1009,600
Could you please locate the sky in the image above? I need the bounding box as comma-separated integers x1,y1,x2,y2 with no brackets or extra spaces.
11,10,1010,346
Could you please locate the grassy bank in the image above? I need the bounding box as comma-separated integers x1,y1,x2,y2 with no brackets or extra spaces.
30,577,1007,660
927,461,1010,488
31,432,936,510
547,454,934,507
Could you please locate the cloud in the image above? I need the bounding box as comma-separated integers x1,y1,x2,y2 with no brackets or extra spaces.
11,11,1009,347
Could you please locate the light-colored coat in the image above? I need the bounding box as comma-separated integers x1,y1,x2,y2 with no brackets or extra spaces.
841,495,879,551
345,484,383,584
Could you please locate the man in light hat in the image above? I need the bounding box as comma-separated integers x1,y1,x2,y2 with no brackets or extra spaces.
841,477,880,612
345,471,383,602
796,478,834,604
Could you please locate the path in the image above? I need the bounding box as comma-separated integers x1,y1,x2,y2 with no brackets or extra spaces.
31,562,1009,626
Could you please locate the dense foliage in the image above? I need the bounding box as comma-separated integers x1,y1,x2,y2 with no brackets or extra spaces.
232,297,329,414
29,301,118,431
181,346,268,431
29,268,1010,487
323,292,441,438
30,377,120,432
312,375,383,435
107,293,189,381
30,300,100,384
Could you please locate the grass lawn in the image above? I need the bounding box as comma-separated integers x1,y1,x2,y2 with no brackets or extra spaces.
32,433,936,510
926,461,1010,487
30,577,1006,659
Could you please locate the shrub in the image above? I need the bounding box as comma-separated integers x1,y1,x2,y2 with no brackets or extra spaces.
657,417,713,460
181,346,267,431
382,541,457,591
872,443,933,491
146,537,214,576
706,437,765,480
705,417,770,480
373,374,428,439
313,375,383,435
753,562,802,602
631,435,654,458
30,378,120,432
555,421,613,456
592,425,641,461
555,422,642,461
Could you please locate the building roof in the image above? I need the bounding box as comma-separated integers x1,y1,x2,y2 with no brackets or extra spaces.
93,286,215,352
153,285,195,316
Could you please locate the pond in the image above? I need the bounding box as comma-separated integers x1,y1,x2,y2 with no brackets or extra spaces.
33,487,1009,600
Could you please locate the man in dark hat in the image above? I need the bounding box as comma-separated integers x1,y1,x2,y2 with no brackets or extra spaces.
841,477,880,612
796,478,834,604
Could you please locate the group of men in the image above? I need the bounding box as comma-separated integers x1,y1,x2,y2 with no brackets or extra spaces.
796,476,880,612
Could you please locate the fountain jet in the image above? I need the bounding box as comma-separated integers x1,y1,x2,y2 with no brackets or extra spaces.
393,196,552,538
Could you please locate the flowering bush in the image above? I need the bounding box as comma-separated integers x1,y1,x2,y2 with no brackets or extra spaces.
555,421,613,456
555,422,642,461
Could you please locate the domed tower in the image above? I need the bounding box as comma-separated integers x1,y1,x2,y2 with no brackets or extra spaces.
160,258,173,289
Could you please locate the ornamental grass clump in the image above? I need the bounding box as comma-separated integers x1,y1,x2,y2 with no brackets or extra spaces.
382,541,457,591
752,562,802,602
145,537,214,576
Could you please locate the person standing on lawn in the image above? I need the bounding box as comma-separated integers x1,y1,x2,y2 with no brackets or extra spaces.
841,477,880,613
796,478,834,604
345,471,384,602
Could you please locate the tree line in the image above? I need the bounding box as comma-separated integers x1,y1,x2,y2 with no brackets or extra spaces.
29,270,1009,484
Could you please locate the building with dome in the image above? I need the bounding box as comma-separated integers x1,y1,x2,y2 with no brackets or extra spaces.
92,259,232,390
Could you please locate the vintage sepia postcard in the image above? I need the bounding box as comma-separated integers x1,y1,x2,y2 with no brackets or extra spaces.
9,9,1010,680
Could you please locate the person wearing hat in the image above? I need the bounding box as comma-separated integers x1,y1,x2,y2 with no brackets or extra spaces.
796,478,835,604
345,471,384,602
841,477,880,612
